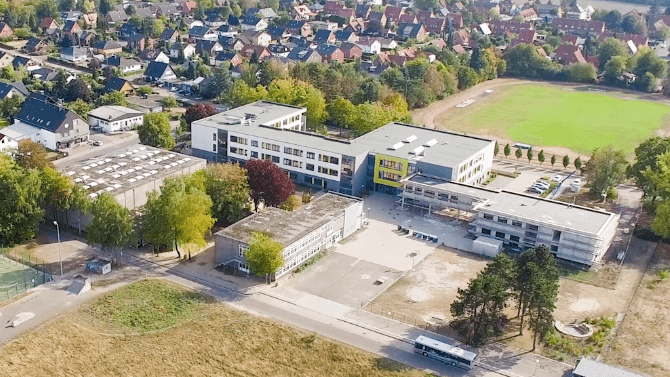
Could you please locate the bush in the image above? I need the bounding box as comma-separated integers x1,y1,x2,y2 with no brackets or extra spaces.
658,269,669,280
606,187,618,200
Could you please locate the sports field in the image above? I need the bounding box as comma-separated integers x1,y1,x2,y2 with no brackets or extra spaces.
434,84,670,156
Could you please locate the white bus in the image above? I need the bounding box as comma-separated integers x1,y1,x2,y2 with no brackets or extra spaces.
414,335,477,370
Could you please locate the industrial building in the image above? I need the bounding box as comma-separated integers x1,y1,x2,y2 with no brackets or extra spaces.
214,192,363,279
399,174,620,267
191,101,495,196
54,144,206,230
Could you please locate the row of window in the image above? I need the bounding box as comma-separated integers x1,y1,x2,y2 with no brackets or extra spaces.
261,153,280,163
379,159,403,171
283,158,302,168
284,147,303,157
230,135,248,145
480,228,560,252
304,175,328,188
482,214,539,231
378,170,402,182
262,142,281,152
270,115,301,129
229,137,340,166
319,154,339,165
276,244,320,276
318,166,339,176
405,185,460,204
230,147,248,156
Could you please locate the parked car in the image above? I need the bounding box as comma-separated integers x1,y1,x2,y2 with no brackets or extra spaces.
551,175,563,182
572,178,582,186
529,187,545,194
533,181,550,189
531,185,548,193
91,140,103,146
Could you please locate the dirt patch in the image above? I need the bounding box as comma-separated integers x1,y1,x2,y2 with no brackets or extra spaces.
604,242,670,377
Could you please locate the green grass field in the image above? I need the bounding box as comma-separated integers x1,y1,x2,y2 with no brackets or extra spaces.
436,85,670,156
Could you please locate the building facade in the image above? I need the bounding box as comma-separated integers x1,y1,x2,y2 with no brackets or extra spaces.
215,192,363,279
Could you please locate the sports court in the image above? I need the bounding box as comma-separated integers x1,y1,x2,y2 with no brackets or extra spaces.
0,254,50,301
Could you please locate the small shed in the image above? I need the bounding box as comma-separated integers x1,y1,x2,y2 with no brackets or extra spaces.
472,237,503,257
86,257,112,275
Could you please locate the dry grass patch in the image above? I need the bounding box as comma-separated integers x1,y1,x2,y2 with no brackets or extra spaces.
0,279,431,377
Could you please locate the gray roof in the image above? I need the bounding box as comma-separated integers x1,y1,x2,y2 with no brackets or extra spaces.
216,193,361,246
59,144,205,198
353,122,493,167
407,175,617,236
573,358,648,377
88,106,143,122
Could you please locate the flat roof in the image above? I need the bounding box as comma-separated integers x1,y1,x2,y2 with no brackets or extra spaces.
573,358,648,377
406,175,615,235
214,100,306,126
88,106,143,121
216,192,361,246
59,144,205,199
354,123,493,167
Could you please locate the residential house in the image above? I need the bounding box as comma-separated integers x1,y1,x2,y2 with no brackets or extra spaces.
399,14,418,24
24,38,49,53
452,44,468,54
368,11,387,29
126,34,149,52
0,132,17,153
329,8,355,24
105,10,129,25
355,3,370,18
239,30,271,47
143,61,177,83
453,29,470,47
189,25,218,41
267,26,290,43
397,23,427,42
155,3,181,19
216,24,238,37
241,16,268,31
0,81,28,99
384,6,404,26
536,3,563,21
286,20,312,37
103,76,136,95
205,13,226,28
219,36,245,50
488,20,533,35
424,18,445,35
92,40,123,55
0,52,14,69
554,44,586,65
287,46,321,63
551,18,605,37
102,56,143,74
214,50,243,67
82,13,97,28
340,42,362,60
79,30,98,46
335,29,358,43
258,7,278,19
416,10,434,22
510,28,537,47
61,46,90,63
446,14,463,29
63,20,83,38
160,28,181,43
180,1,197,15
138,49,170,64
316,43,344,63
6,93,89,151
196,40,224,58
170,42,196,59
0,22,12,38
88,106,144,133
291,4,315,20
378,38,397,50
356,37,381,54
118,23,139,39
314,29,336,44
39,17,61,31
268,43,291,57
599,31,648,48
135,7,157,19
519,8,538,21
240,45,271,60
565,4,594,20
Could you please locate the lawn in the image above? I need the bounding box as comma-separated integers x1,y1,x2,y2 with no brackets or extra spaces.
435,85,670,156
0,118,8,129
0,279,429,377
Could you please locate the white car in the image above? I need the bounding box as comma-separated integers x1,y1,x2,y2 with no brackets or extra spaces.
551,175,562,182
534,181,550,189
529,187,545,194
91,140,103,146
572,178,582,186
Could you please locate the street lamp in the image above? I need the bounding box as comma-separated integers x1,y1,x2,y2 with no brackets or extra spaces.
533,359,539,376
53,221,63,280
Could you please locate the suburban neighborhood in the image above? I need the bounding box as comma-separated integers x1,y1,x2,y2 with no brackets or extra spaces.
1,0,670,376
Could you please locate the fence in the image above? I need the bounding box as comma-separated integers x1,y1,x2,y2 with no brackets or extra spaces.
364,302,453,338
0,249,53,303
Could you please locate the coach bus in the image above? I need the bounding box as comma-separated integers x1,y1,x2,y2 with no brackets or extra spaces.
414,335,477,370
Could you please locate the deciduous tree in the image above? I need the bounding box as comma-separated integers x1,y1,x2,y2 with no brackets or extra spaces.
0,155,45,244
327,96,356,130
504,143,511,158
205,163,249,223
184,104,218,129
630,137,670,203
562,155,570,169
526,146,534,163
586,146,628,198
538,150,545,165
245,232,284,278
515,147,522,161
551,155,557,167
137,112,175,150
245,159,295,211
15,140,53,170
87,192,134,253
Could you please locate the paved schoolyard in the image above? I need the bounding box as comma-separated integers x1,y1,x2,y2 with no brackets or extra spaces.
285,252,403,308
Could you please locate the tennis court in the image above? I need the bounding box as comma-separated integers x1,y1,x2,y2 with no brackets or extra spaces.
0,254,51,302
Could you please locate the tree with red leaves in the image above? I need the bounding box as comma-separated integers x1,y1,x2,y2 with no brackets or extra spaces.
183,104,219,131
245,159,295,211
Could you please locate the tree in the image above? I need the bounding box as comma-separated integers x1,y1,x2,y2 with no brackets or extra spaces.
574,156,583,172
64,78,91,102
604,55,628,83
0,95,24,119
564,63,597,83
141,176,215,258
184,104,218,129
587,146,628,198
603,10,622,29
457,66,478,89
205,163,249,223
280,195,302,211
504,143,511,158
159,96,180,110
633,49,668,88
245,159,295,211
505,44,560,79
622,14,645,35
538,150,545,165
515,147,522,161
327,96,356,130
266,78,327,131
15,140,53,170
597,38,627,70
87,192,134,253
245,232,284,278
526,146,534,163
562,155,570,169
99,0,114,14
221,79,267,108
494,141,499,157
414,0,438,10
200,67,232,99
137,112,175,149
551,155,557,167
0,155,45,244
652,200,670,238
629,137,670,203
97,91,129,107
40,166,73,221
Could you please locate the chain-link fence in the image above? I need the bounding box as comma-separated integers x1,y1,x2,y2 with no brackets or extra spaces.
0,249,53,302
